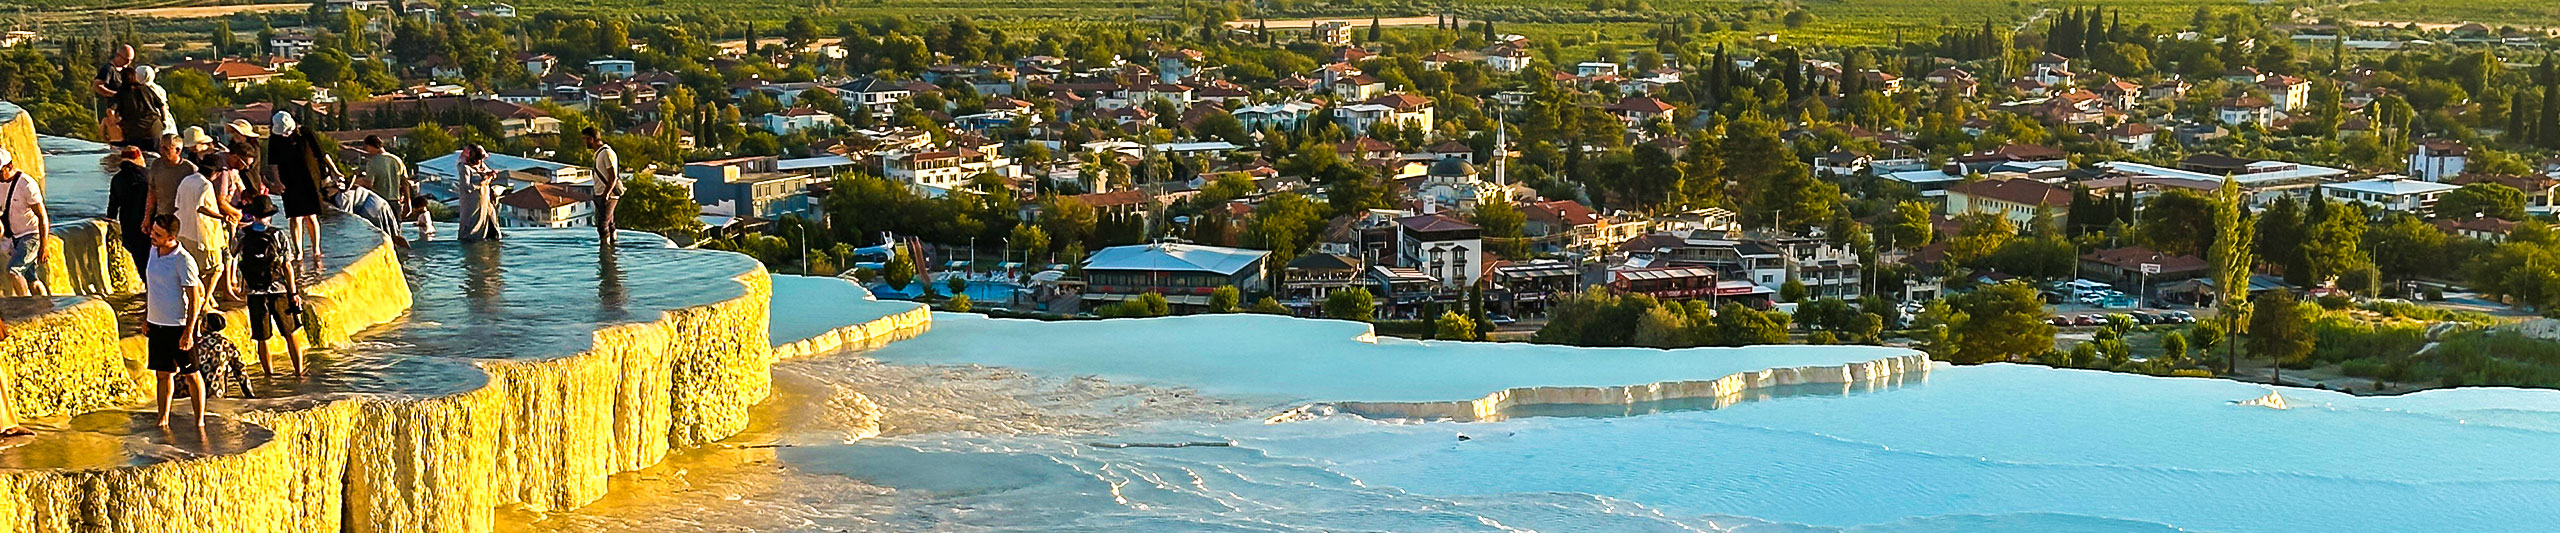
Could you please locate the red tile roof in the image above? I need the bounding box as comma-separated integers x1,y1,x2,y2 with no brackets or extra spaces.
1948,178,2071,208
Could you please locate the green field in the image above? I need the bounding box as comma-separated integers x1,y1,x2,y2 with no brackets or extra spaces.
24,0,2555,48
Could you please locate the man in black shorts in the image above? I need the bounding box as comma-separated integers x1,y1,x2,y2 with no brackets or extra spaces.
236,196,306,377
144,214,209,427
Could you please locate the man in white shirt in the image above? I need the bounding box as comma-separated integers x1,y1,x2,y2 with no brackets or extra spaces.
173,163,235,294
0,149,49,297
586,127,621,251
143,214,208,427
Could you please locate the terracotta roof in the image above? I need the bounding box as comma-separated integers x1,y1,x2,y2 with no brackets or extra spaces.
1366,93,1431,110
1520,200,1600,227
1947,178,2071,208
498,182,592,211
2434,216,2518,235
174,59,277,79
1335,137,1396,154
1398,213,1479,233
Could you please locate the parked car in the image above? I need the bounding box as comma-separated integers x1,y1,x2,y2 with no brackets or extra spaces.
2168,310,2197,323
1488,314,1518,326
2072,315,2106,327
2047,316,2074,326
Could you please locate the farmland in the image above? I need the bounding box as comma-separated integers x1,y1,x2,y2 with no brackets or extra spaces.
18,0,2550,49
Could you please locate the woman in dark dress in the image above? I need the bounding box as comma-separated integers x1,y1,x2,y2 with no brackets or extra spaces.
266,112,331,262
102,146,153,265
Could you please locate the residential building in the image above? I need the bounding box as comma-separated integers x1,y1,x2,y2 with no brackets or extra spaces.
1609,267,1721,302
1484,45,1532,72
758,108,838,135
883,144,1020,191
2320,176,2460,215
1396,214,1483,289
2215,96,2275,127
587,58,636,78
172,59,280,89
1519,199,1645,258
1081,243,1271,309
2261,75,2312,111
2435,216,2519,242
1335,93,1434,133
1600,96,1677,127
1490,260,1580,314
2104,123,2161,151
517,52,556,76
839,76,911,115
1234,101,1319,130
1945,177,2072,230
496,182,595,228
684,156,824,218
269,29,317,59
2408,139,2468,181
1281,253,1365,304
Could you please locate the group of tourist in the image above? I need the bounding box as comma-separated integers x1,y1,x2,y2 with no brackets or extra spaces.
89,44,340,427
0,45,633,432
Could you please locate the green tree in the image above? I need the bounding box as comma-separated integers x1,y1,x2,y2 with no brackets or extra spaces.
2136,188,2221,257
2246,290,2314,383
1472,195,1528,259
620,175,705,240
1209,286,1241,313
1250,296,1290,314
1435,311,1481,341
1948,213,2016,266
1632,305,1688,347
2162,331,2189,360
1009,223,1051,263
944,294,972,312
1941,281,2056,364
1780,279,1809,303
1880,201,1934,251
947,276,969,296
882,247,917,290
1712,303,1791,346
1326,287,1376,322
2436,183,2529,220
2209,177,2256,374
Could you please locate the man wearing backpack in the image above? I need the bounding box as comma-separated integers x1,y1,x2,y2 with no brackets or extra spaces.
236,196,305,377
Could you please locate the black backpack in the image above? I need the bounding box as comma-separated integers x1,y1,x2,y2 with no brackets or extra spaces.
238,225,288,292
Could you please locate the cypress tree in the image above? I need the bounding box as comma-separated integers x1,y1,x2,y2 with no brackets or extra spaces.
1368,17,1381,42
2542,55,2560,149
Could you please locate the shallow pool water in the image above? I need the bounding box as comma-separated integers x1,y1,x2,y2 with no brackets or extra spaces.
271,230,758,397
586,308,2560,533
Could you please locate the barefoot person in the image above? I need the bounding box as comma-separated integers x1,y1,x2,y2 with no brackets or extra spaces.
143,214,209,427
585,128,620,251
267,112,332,264
0,149,50,297
236,197,305,377
454,145,502,242
356,135,421,245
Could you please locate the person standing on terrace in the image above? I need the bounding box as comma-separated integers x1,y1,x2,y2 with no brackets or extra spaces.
357,135,424,245
268,112,332,264
236,197,305,377
585,128,621,251
0,149,50,297
454,145,502,242
90,44,132,146
103,146,152,272
143,214,208,427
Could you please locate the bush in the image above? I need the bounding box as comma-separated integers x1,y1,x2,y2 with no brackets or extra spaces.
943,294,972,312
